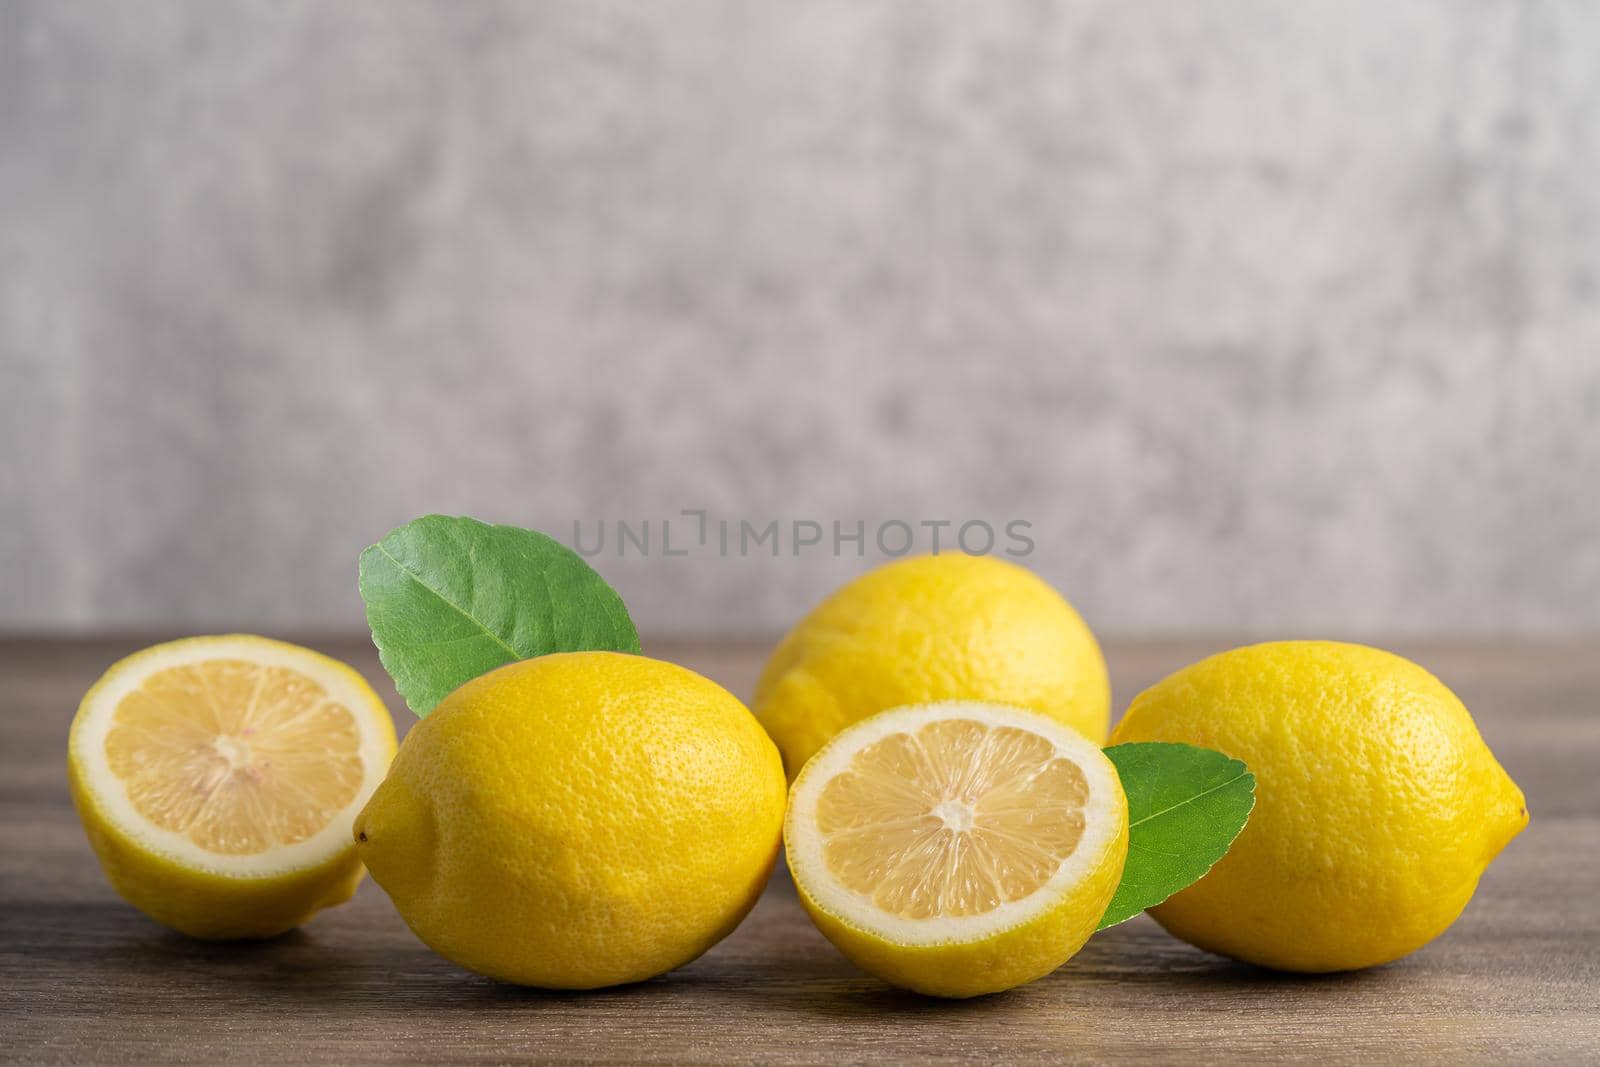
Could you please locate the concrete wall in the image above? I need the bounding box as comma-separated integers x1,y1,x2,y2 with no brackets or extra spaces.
3,1,1597,637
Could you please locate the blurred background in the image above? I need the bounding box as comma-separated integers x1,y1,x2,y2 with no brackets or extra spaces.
3,1,1597,642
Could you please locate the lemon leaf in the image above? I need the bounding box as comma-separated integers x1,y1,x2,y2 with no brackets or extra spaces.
1097,742,1255,929
359,515,640,716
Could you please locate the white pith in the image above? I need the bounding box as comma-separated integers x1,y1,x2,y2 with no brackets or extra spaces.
72,637,392,879
787,701,1121,947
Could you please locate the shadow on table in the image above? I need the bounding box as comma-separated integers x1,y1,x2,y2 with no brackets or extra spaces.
8,898,1393,1023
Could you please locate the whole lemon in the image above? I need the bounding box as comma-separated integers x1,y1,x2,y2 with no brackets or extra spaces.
1110,641,1528,972
355,651,786,988
755,554,1109,778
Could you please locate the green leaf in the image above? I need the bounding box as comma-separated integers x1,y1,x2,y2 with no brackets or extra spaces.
359,515,640,716
1097,741,1255,929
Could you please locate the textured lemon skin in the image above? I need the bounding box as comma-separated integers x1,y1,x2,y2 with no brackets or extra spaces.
355,651,787,989
67,635,398,940
786,734,1128,999
1110,641,1528,973
755,554,1110,778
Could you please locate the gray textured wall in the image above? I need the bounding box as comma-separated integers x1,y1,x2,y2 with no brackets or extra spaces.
3,1,1598,638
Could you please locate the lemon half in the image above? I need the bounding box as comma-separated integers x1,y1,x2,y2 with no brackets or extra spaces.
68,635,397,939
786,701,1128,998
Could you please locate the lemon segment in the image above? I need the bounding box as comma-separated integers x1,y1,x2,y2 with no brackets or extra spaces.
68,635,397,939
787,702,1128,998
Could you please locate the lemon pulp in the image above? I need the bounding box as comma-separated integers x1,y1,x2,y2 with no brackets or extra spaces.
105,659,364,856
815,717,1090,919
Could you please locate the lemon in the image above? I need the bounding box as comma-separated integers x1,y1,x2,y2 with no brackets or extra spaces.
67,635,398,939
755,554,1109,779
1110,640,1528,972
354,651,787,989
786,701,1128,998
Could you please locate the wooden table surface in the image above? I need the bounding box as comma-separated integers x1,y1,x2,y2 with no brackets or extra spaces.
3,636,1596,1065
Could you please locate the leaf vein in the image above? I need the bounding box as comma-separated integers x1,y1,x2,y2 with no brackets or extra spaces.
372,542,520,661
1128,769,1251,829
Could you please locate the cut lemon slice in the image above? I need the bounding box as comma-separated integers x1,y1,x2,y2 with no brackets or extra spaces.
785,701,1128,997
68,635,397,939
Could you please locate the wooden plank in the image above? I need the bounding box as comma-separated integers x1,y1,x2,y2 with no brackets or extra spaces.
2,636,1596,1064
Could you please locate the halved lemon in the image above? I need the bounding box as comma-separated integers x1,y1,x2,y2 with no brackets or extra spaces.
68,635,398,939
785,701,1128,997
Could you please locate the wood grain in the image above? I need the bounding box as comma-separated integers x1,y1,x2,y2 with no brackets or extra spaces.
2,636,1596,1064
